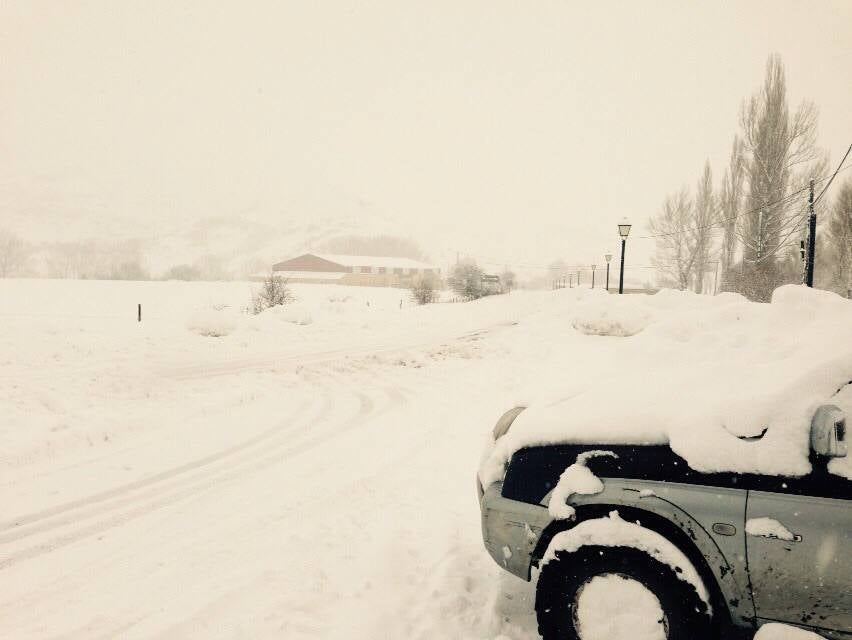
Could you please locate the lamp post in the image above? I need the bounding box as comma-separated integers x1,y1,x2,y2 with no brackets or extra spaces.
591,264,596,289
617,218,632,294
604,253,612,292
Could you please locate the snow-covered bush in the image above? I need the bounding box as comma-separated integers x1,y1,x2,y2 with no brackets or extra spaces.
250,273,293,315
571,290,654,336
447,260,484,301
410,276,438,305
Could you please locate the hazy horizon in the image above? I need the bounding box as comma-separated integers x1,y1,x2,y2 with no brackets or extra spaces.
2,1,851,275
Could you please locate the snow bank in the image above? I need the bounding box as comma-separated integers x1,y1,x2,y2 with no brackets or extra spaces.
541,510,709,603
481,285,852,486
571,289,658,336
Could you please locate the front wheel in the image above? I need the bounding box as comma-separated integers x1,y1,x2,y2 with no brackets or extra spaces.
535,545,712,640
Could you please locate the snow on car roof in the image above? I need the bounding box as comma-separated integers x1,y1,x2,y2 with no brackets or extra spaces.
479,285,852,487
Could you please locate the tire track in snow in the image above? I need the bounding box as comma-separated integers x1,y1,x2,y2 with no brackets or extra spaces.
0,396,320,536
0,324,492,551
0,377,406,572
162,321,515,381
0,388,337,559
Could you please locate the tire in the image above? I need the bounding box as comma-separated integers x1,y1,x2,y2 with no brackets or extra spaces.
535,545,712,640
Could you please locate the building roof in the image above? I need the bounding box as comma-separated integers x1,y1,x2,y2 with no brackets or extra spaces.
312,254,438,270
272,270,345,281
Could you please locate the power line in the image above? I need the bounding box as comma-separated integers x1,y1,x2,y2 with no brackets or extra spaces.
634,165,851,241
470,157,852,274
813,143,852,206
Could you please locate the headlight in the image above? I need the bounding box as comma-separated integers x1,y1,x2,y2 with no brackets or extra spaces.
492,406,526,441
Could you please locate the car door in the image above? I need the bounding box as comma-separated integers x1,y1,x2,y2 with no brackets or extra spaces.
745,470,852,635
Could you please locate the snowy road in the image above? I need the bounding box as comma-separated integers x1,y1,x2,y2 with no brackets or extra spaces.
0,283,537,639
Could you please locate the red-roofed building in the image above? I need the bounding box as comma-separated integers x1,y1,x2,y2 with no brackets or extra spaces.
271,253,441,287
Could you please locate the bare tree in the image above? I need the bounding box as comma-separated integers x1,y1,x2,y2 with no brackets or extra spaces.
827,178,852,297
649,188,697,291
162,264,203,281
692,161,716,293
717,137,745,291
0,230,29,277
737,54,824,300
45,242,81,278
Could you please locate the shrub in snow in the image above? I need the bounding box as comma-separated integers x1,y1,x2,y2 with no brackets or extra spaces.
250,273,293,315
186,308,237,337
447,259,484,301
410,275,438,305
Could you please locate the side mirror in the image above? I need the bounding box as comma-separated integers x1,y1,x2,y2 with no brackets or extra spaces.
493,406,526,441
810,404,847,458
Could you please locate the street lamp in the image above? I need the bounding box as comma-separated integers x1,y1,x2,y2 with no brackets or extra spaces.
591,264,597,289
617,218,632,294
604,253,612,292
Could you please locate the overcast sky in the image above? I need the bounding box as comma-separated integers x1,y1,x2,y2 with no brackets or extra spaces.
2,0,851,271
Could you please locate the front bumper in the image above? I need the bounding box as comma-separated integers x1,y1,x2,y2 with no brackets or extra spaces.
479,481,553,580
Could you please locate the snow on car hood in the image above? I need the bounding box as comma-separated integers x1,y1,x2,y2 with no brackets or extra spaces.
480,285,852,487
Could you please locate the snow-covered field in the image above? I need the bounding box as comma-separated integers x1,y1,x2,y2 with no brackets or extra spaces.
1,279,848,639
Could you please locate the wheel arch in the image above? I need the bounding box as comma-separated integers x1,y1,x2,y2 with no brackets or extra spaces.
531,503,742,632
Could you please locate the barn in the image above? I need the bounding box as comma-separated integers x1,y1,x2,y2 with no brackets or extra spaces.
270,253,441,287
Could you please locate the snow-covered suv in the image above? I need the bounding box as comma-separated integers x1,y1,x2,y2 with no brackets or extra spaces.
478,404,851,640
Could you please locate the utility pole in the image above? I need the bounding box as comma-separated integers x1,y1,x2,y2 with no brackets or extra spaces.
805,179,816,287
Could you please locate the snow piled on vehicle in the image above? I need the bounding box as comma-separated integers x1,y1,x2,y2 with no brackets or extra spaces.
548,450,616,519
754,622,827,639
745,517,797,541
481,284,852,487
575,574,667,640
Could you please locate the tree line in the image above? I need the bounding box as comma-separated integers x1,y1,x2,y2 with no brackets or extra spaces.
648,54,851,301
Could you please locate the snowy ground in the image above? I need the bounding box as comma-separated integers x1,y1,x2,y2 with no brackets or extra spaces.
1,279,846,639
